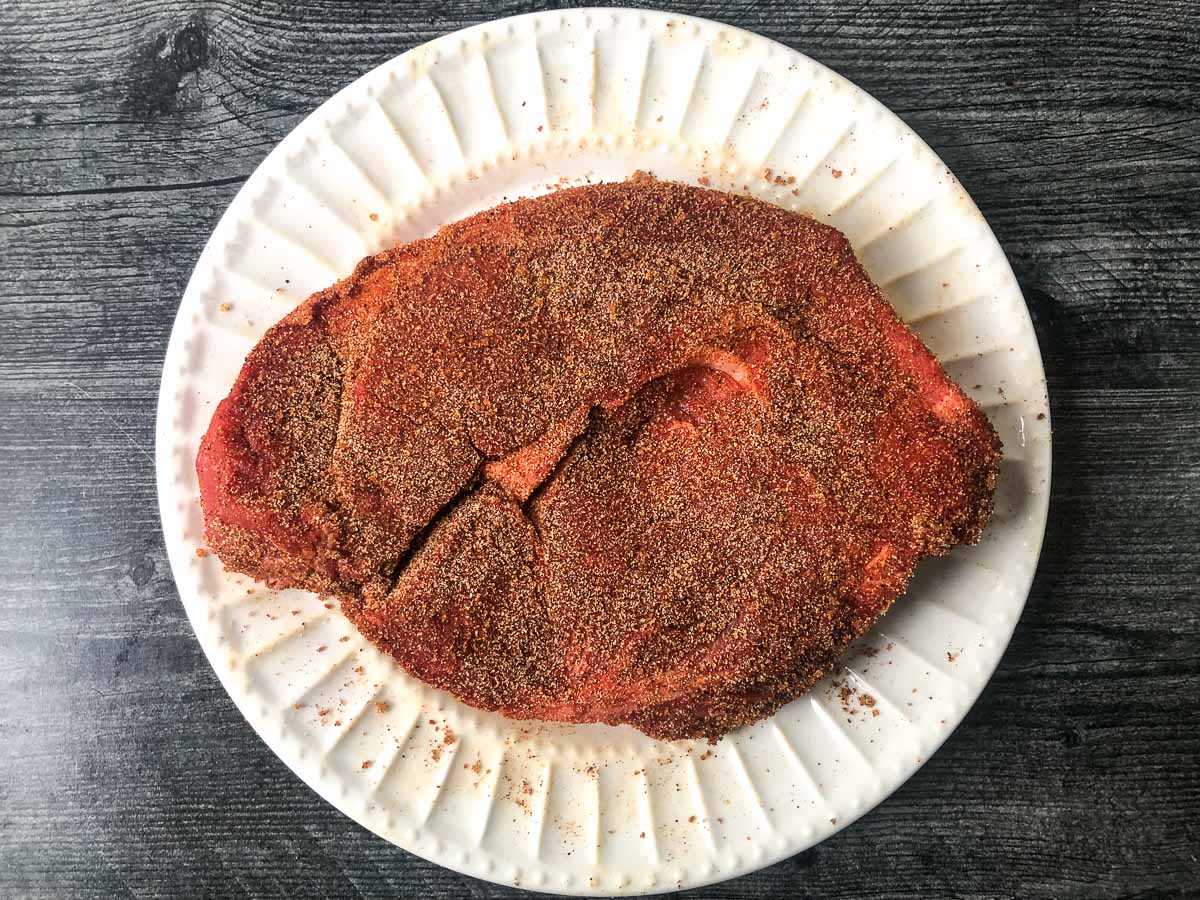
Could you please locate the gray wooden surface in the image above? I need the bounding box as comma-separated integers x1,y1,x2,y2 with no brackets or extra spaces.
2,1,1198,898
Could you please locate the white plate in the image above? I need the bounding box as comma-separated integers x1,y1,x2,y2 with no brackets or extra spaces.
156,9,1050,895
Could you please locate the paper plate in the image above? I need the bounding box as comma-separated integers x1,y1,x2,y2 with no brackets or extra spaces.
156,9,1050,895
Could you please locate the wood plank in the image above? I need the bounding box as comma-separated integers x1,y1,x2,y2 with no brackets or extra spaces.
0,1,1197,897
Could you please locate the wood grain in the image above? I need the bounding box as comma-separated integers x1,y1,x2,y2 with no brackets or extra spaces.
1,1,1198,898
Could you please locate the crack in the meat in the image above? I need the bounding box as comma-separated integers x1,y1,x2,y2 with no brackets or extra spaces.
466,435,494,461
378,461,487,598
518,406,602,540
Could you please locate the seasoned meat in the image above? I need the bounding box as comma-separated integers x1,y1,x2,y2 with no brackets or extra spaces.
196,179,1001,740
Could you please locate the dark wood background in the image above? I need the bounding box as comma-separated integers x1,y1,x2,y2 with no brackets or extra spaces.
2,1,1198,897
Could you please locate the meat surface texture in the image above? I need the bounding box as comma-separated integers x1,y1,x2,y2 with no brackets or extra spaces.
196,179,1001,740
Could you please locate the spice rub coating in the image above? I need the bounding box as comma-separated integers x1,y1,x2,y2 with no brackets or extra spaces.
196,179,1001,740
